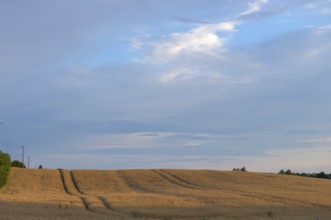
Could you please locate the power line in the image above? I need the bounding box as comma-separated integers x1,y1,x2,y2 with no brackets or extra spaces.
0,127,11,148
0,122,23,162
0,122,17,148
0,122,30,167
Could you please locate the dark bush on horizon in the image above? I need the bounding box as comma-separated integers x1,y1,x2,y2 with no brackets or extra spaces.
285,169,292,175
232,167,247,172
11,160,26,168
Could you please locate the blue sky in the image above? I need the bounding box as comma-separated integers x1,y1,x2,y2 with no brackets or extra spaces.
1,0,331,172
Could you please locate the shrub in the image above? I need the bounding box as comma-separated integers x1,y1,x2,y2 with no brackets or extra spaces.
11,160,26,168
232,167,247,172
285,169,292,175
240,166,247,172
316,171,326,179
278,169,285,174
0,150,11,188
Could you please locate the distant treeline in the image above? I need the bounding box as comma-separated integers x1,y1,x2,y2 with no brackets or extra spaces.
0,150,11,188
279,169,331,179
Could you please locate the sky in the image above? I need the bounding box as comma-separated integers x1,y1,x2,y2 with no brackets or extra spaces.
1,0,331,172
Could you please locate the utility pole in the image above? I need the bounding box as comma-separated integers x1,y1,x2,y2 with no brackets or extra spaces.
21,145,25,166
28,156,30,168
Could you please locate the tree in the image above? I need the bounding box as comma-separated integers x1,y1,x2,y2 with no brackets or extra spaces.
11,160,26,168
316,171,326,179
285,169,292,175
279,169,285,174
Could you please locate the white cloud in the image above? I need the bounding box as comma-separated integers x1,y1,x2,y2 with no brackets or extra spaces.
138,21,238,82
237,0,269,17
143,21,236,64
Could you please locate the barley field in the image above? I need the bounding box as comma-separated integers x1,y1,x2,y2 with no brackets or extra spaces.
0,168,330,219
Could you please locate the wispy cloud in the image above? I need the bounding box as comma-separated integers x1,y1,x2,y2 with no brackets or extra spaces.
77,132,174,150
303,0,331,15
237,0,269,17
304,137,331,143
142,21,236,64
174,17,212,24
158,67,200,82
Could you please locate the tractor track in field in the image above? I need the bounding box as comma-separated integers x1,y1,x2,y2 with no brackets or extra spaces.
97,196,112,210
156,170,285,203
159,170,204,189
59,169,90,211
152,170,202,190
59,169,71,195
156,171,293,204
116,170,154,193
69,171,86,195
59,169,112,212
69,170,113,211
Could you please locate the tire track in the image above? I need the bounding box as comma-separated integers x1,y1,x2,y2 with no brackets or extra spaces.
70,170,113,212
116,170,153,193
160,170,204,189
97,196,112,210
58,169,72,195
80,196,91,210
69,171,85,195
58,169,92,211
158,171,284,203
152,170,199,190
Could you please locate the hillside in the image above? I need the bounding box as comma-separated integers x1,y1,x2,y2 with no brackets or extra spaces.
0,168,331,219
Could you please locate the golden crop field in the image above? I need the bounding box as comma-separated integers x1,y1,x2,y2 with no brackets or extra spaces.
0,168,331,219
